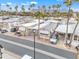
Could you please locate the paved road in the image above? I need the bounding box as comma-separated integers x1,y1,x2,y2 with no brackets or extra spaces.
0,34,76,59
0,41,55,59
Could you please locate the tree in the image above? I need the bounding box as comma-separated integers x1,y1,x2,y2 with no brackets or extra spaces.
64,0,72,45
6,4,10,11
56,4,61,11
42,5,46,14
15,5,18,16
6,4,10,15
35,11,46,39
9,7,12,17
21,5,25,12
55,4,61,17
72,13,79,59
64,0,79,44
21,5,26,16
52,5,56,12
72,0,79,40
38,6,41,12
48,6,51,16
9,7,12,11
30,3,36,16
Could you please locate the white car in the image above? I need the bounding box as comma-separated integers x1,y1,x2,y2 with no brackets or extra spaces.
21,54,32,59
50,33,58,44
50,38,58,44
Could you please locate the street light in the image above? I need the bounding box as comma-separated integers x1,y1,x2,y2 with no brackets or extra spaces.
33,29,36,59
0,45,3,59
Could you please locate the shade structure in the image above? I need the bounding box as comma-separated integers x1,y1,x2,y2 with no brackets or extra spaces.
55,24,77,34
47,20,59,23
22,20,44,28
40,30,50,35
61,18,77,24
74,24,79,36
42,21,58,31
69,18,77,23
1,18,19,23
30,20,50,30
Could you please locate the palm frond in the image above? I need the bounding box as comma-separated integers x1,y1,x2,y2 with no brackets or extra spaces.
64,0,72,6
75,0,79,2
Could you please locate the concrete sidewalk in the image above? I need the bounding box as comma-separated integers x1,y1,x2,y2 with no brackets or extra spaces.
2,49,21,59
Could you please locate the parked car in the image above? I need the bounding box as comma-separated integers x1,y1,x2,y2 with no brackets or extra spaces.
21,54,32,59
50,38,58,44
11,27,19,32
1,30,8,33
1,28,8,33
50,32,58,44
11,28,17,32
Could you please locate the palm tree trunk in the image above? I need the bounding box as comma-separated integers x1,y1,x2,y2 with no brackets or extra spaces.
65,6,71,44
70,21,79,43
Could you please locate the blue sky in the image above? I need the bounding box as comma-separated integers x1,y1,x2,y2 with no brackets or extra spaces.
0,0,79,12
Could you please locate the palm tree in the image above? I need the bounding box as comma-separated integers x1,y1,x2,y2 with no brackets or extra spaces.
56,4,61,11
48,6,51,16
64,0,79,58
21,5,26,16
6,4,10,15
38,6,41,12
64,0,79,44
70,0,79,47
35,11,45,39
56,4,61,17
52,5,57,17
64,0,72,45
72,13,79,59
30,3,36,16
9,7,12,17
9,7,12,12
52,5,56,12
15,5,18,17
42,5,46,14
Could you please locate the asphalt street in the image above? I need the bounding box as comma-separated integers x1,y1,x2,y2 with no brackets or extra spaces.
0,34,76,59
0,41,55,59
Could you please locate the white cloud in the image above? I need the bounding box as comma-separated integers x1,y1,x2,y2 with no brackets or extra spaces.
21,3,27,5
21,2,30,6
7,2,12,5
31,1,37,5
1,3,6,6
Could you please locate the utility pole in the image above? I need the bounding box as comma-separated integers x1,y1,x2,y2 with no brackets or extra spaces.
33,30,36,59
